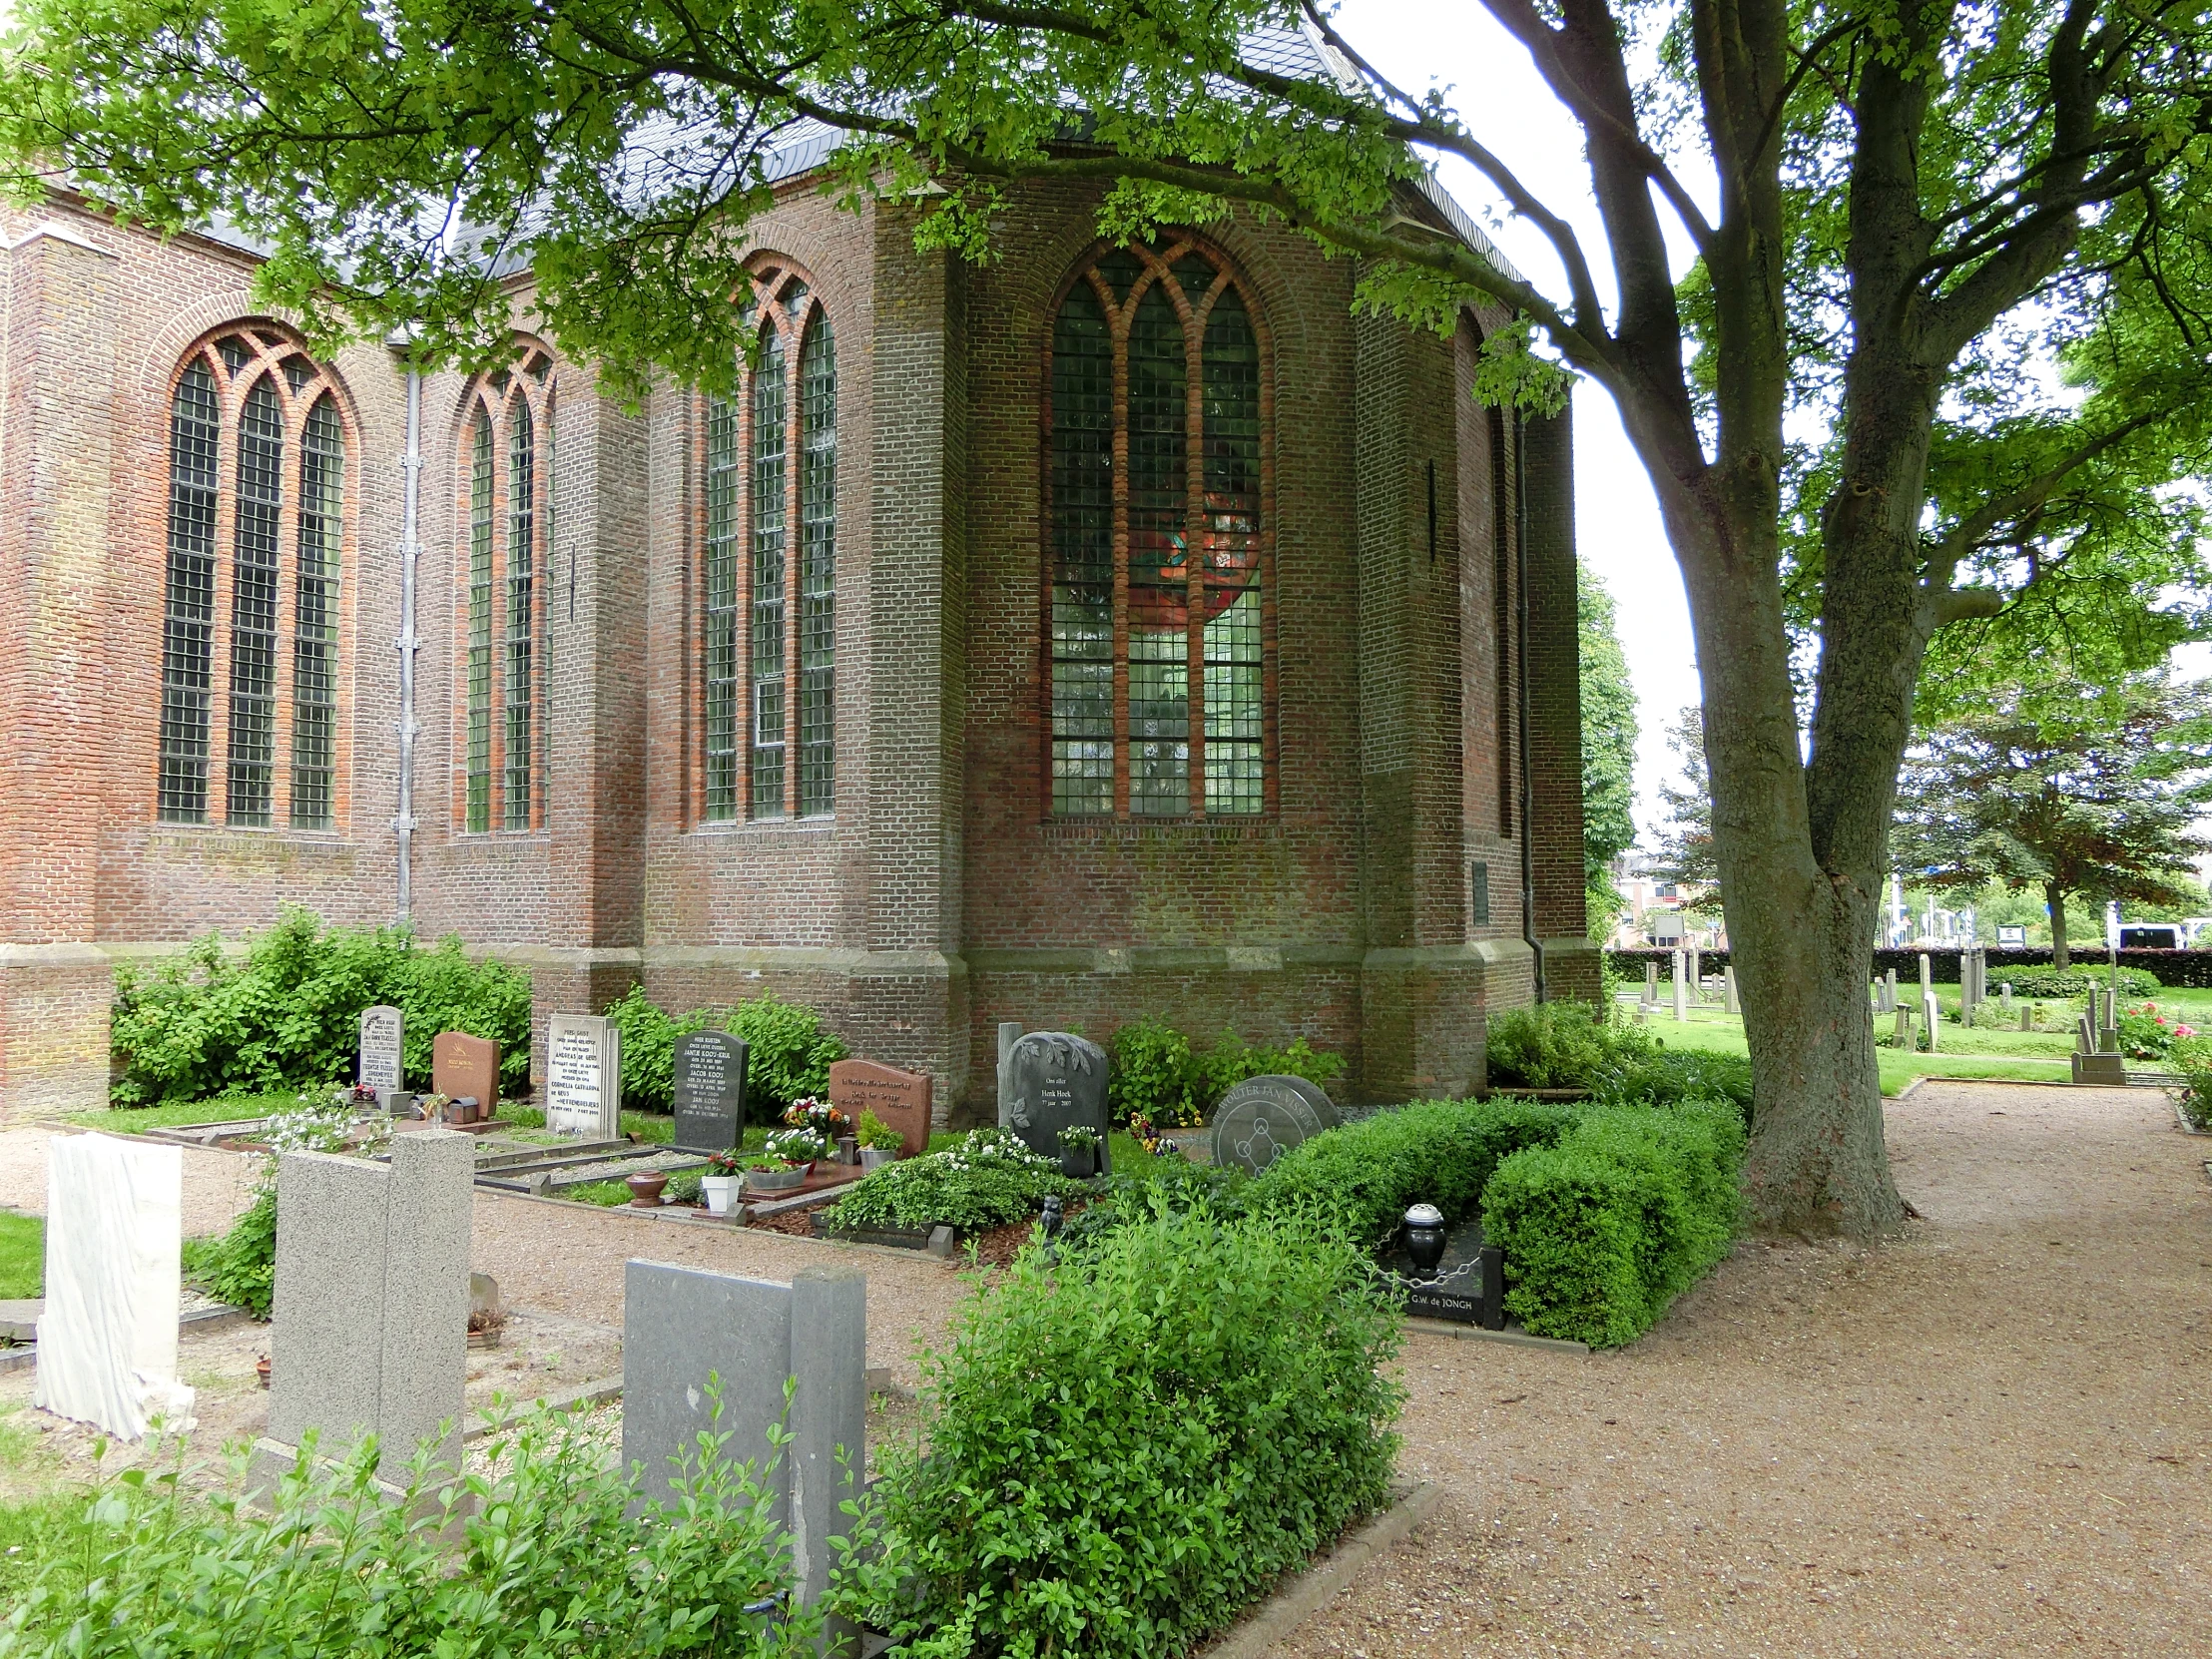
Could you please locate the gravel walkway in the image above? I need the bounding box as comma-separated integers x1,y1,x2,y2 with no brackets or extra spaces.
1276,1081,2212,1657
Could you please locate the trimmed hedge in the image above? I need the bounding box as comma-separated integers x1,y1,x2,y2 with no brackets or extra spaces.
1482,1099,1746,1348
867,1207,1401,1656
1247,1096,1578,1248
1608,945,2212,988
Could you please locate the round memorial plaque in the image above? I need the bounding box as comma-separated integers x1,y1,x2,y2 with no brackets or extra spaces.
1211,1075,1336,1175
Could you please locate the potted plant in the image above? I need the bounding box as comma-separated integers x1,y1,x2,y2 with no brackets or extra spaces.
700,1149,744,1215
857,1110,903,1171
744,1156,808,1195
766,1125,832,1171
1058,1124,1102,1179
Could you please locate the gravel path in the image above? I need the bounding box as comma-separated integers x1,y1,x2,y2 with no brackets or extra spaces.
1276,1081,2212,1657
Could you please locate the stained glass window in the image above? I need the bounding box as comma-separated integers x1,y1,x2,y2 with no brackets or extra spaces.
1046,241,1270,818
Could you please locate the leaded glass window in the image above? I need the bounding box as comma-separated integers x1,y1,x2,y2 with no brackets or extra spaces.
465,411,495,831
697,265,838,825
1045,239,1272,818
504,403,536,829
457,351,554,834
750,324,789,818
157,330,352,828
292,395,342,829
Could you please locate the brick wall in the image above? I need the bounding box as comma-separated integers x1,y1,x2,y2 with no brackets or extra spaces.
0,185,1588,1118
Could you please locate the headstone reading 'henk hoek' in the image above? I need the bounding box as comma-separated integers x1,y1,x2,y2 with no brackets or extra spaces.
672,1031,748,1155
430,1031,499,1115
357,1006,403,1108
1211,1075,1339,1176
1001,1032,1111,1175
828,1059,932,1159
545,1013,621,1139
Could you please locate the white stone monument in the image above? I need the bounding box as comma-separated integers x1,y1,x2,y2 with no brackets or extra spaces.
358,1005,403,1108
546,1013,622,1138
1671,949,1688,1022
33,1134,195,1439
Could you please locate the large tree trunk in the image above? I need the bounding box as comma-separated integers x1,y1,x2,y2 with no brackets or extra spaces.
2048,881,2070,968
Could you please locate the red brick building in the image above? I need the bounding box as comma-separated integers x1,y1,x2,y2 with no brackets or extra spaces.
0,163,1591,1121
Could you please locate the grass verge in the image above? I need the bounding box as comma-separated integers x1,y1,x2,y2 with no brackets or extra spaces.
0,1213,42,1300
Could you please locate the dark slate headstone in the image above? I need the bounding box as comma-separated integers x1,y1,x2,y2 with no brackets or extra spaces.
1210,1075,1339,1175
672,1032,748,1155
1002,1032,1111,1175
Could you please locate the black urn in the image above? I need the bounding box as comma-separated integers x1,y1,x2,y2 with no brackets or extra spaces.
1403,1203,1447,1275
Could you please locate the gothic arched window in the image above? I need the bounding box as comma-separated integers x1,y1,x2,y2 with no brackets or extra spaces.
1045,238,1272,818
158,327,351,829
458,349,556,832
701,263,836,823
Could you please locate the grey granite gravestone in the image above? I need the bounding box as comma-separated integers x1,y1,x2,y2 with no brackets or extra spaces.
1211,1075,1339,1175
264,1129,473,1485
622,1261,864,1610
546,1013,621,1138
358,1006,403,1109
1001,1031,1110,1173
672,1031,748,1155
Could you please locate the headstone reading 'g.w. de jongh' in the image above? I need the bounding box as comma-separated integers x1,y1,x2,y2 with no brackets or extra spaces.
358,1006,403,1108
546,1013,621,1138
828,1059,932,1159
431,1031,499,1115
1211,1075,1339,1176
1001,1032,1111,1174
672,1031,748,1155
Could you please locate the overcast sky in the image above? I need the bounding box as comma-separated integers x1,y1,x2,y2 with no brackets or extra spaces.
1339,1,1709,841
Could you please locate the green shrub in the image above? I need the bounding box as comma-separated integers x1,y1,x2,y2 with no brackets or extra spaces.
1592,1049,1756,1129
727,992,847,1109
0,1214,40,1302
110,907,532,1106
1247,1096,1578,1249
0,1395,846,1659
2168,1035,2212,1129
1484,1000,1658,1089
823,1128,1086,1232
1107,1018,1347,1127
1481,1098,1746,1348
183,1189,276,1319
602,986,715,1113
1108,1017,1200,1125
867,1207,1401,1657
1996,964,2159,999
664,1171,703,1205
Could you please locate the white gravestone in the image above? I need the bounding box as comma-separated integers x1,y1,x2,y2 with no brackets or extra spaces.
1671,950,1688,1022
546,1013,622,1138
358,1005,403,1108
34,1134,195,1439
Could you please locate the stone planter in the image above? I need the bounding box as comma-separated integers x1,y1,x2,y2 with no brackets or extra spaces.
744,1164,808,1195
860,1146,897,1172
700,1174,740,1214
625,1171,669,1208
1059,1143,1099,1179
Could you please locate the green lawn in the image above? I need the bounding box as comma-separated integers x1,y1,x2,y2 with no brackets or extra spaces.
1647,1009,2083,1093
64,1089,308,1133
0,1212,42,1300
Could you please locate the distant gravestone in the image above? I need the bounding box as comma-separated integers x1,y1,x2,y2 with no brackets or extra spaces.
1001,1032,1111,1173
672,1032,748,1155
358,1006,403,1108
1211,1075,1339,1176
431,1031,499,1115
828,1059,932,1158
546,1013,621,1138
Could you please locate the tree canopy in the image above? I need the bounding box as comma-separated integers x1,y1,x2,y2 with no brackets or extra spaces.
1892,672,2212,966
10,0,2212,1235
1578,564,1639,935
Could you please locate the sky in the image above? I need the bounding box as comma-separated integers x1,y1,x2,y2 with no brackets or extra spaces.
1337,1,1709,841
